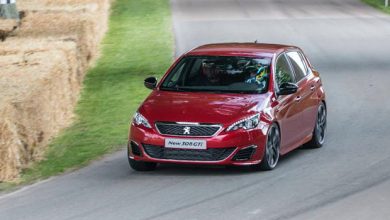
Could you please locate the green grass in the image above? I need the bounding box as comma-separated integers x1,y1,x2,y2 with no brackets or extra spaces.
0,0,173,190
362,0,390,13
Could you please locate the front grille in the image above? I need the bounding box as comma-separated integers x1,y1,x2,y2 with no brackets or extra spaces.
143,144,235,161
232,146,256,161
155,123,221,137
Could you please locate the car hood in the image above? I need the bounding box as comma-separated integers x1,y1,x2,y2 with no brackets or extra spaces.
140,90,270,125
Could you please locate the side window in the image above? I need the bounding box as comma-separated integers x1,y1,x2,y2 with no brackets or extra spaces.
162,59,188,87
299,52,311,73
171,63,185,82
286,51,307,81
187,59,203,79
275,54,295,87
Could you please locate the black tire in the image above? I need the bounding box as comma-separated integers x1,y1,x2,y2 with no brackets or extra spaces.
253,123,281,171
128,158,157,171
305,102,327,148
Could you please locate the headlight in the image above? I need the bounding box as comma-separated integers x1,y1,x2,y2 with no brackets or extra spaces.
227,114,260,132
133,112,151,128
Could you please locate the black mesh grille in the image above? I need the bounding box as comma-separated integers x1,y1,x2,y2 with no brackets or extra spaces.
155,123,221,137
232,147,256,161
143,144,235,161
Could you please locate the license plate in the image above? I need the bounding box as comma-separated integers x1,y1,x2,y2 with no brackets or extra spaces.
165,138,207,150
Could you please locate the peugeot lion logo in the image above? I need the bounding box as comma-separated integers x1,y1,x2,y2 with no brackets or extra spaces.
183,126,191,135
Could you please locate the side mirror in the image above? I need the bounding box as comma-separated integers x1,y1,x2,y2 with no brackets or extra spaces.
144,77,157,90
277,82,298,95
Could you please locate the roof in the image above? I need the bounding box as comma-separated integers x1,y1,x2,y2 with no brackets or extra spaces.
186,43,296,57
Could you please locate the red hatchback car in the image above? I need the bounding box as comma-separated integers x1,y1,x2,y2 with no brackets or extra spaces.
128,43,326,171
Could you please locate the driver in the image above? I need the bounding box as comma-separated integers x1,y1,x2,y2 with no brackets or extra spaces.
202,62,221,84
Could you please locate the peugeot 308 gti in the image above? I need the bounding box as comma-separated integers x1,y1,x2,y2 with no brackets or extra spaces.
128,43,326,171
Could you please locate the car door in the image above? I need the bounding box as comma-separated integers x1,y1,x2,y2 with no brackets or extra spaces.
274,53,303,154
286,51,318,139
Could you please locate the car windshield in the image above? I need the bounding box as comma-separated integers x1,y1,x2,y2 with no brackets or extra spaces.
160,56,271,94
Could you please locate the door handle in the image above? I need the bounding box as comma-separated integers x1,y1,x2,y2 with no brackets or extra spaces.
310,85,315,91
295,96,301,102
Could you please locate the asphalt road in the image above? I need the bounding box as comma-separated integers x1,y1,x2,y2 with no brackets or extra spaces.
1,0,390,219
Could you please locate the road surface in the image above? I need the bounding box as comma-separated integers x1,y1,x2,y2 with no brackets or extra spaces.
1,0,390,219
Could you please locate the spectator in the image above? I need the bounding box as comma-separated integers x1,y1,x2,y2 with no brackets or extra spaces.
0,0,19,20
0,0,20,41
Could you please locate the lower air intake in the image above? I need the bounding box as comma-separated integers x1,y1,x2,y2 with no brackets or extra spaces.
232,146,256,161
130,141,142,156
143,144,235,161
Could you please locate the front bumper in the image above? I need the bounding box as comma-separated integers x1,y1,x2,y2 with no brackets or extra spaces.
129,124,269,166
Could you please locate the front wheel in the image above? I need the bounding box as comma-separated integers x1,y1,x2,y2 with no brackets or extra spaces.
254,123,281,171
306,102,327,148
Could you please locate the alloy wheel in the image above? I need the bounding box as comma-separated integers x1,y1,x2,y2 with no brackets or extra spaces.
316,104,326,145
266,125,280,168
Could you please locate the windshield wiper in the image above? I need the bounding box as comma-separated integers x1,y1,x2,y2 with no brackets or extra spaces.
181,88,259,94
160,87,187,92
161,87,263,94
222,90,261,94
176,87,226,93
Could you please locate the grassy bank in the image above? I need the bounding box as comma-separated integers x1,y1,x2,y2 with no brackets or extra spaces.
362,0,390,13
1,0,173,190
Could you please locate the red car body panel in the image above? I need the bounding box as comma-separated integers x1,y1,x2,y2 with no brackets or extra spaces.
140,91,267,125
128,43,326,166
